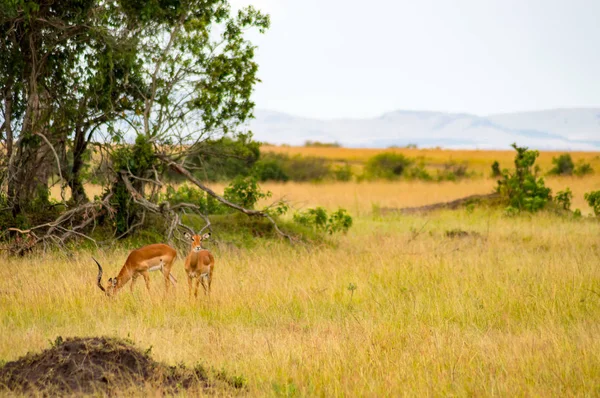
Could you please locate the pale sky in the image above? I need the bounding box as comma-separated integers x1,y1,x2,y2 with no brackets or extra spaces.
231,0,600,119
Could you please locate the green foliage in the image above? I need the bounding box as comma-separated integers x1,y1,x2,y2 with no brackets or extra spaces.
293,207,353,235
404,162,433,181
491,161,501,177
224,176,271,209
364,153,413,180
183,134,260,182
253,157,289,182
304,141,341,148
584,191,600,217
109,135,159,234
497,144,552,212
574,161,594,176
332,163,353,182
254,153,330,182
554,188,573,211
161,185,227,215
549,154,575,175
436,162,470,181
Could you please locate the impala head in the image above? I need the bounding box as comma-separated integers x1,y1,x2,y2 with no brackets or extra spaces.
93,257,118,296
184,231,211,252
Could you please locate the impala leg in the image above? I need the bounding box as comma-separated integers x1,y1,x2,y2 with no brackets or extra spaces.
187,275,193,299
142,271,151,292
194,277,201,298
130,273,139,293
161,264,171,293
200,274,211,297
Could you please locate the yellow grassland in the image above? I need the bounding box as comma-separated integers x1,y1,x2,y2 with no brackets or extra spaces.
262,145,600,173
6,147,600,396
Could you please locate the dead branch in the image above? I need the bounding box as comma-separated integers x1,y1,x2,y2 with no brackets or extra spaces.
158,154,295,242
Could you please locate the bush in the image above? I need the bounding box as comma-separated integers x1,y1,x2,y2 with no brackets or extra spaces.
253,158,289,182
404,163,432,181
554,188,573,211
223,176,271,209
304,140,341,148
491,161,501,177
183,133,260,182
584,191,600,217
437,162,470,181
332,163,353,181
161,185,227,215
293,207,353,235
254,153,330,182
364,153,412,180
497,143,552,212
574,161,594,176
549,154,575,175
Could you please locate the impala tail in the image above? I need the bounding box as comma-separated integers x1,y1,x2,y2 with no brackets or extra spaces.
93,257,106,293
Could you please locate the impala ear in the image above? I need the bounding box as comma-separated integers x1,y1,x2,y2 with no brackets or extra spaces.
202,232,211,240
184,232,193,241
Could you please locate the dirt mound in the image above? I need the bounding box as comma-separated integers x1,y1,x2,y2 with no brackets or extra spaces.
379,193,501,215
0,336,239,396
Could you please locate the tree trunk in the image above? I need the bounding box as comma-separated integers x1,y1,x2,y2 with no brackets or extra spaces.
69,125,89,204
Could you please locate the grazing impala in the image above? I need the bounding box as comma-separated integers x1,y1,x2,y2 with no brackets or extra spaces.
184,231,215,298
94,243,177,296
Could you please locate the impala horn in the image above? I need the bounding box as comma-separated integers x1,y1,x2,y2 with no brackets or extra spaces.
92,257,106,293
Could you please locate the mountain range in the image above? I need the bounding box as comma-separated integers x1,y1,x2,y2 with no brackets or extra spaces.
242,108,600,150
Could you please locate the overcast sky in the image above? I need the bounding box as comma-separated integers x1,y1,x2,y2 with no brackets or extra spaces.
230,0,600,119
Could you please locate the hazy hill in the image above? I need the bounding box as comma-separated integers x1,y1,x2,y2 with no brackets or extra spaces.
244,108,600,150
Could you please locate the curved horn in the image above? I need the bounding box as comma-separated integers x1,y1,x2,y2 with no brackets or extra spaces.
92,257,106,293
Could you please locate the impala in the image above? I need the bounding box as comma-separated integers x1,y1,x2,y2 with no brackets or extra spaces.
94,243,177,296
184,231,215,298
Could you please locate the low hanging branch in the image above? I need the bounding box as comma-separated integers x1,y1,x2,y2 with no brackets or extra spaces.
119,171,198,241
5,194,114,256
157,155,294,242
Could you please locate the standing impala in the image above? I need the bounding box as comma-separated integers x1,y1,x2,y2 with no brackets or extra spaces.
184,231,215,298
94,243,177,296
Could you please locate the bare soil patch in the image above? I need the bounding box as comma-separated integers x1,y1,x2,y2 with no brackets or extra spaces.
379,193,500,215
0,336,241,396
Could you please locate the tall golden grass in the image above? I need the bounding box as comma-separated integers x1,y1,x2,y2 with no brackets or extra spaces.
1,208,600,395
7,147,600,395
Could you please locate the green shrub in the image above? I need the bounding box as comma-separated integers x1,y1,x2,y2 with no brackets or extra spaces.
304,140,341,148
224,176,271,209
332,163,353,181
182,133,260,182
285,155,330,181
253,158,289,182
497,143,552,212
574,161,594,176
491,161,501,177
404,163,432,181
554,188,573,211
584,190,600,217
364,153,412,180
293,207,353,235
549,153,574,175
255,153,330,182
161,185,227,215
437,162,470,181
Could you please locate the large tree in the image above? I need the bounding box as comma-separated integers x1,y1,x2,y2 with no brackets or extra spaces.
0,0,286,253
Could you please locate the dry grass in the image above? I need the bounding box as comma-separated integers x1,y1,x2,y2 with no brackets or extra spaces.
1,208,600,396
13,148,600,395
263,145,600,174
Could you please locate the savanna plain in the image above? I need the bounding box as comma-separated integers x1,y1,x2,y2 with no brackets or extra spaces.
2,148,600,396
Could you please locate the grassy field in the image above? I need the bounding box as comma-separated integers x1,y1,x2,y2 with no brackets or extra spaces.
262,145,600,174
5,147,600,396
